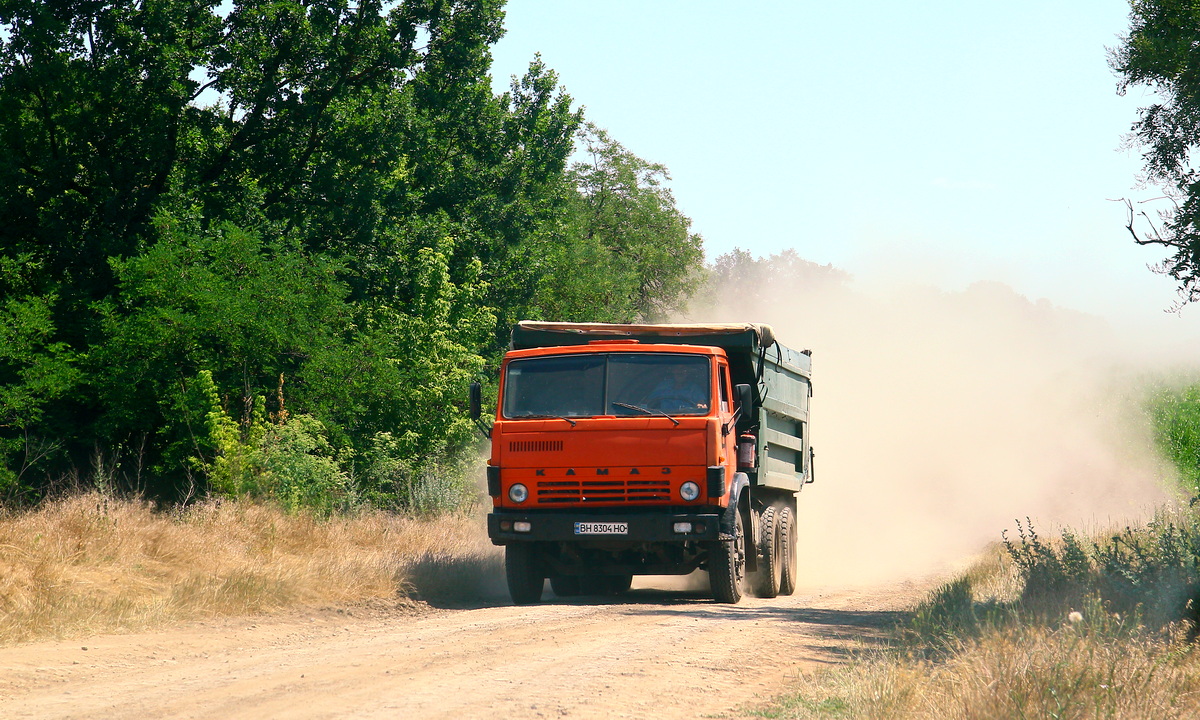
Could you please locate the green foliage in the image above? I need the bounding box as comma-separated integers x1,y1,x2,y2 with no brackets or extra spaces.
191,368,264,496
0,0,705,508
190,369,353,515
91,215,352,483
359,432,481,514
93,214,493,505
1146,382,1200,494
1111,2,1200,304
1003,520,1094,609
531,123,705,323
1000,514,1200,635
258,414,354,515
0,287,79,498
1091,518,1200,630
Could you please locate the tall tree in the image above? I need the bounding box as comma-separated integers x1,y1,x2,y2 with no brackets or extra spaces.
0,0,577,498
0,0,706,503
1112,1,1200,305
532,123,705,323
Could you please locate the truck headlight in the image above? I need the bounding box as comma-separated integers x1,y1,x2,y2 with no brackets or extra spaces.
508,483,529,503
680,481,700,501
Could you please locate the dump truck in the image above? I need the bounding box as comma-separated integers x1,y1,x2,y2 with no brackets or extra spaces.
470,321,814,604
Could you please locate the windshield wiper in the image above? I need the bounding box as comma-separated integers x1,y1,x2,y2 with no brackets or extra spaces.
519,414,577,427
612,402,680,427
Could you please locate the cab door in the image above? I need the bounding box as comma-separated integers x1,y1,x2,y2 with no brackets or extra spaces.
718,361,738,473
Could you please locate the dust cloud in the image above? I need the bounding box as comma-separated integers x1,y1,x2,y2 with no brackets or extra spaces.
688,254,1183,589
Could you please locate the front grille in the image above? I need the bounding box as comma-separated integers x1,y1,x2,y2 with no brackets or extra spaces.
536,479,672,504
509,440,564,453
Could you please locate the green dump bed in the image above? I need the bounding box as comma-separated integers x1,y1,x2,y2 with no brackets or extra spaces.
510,322,813,492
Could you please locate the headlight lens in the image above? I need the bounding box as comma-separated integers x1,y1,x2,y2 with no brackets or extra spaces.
508,483,529,503
680,481,700,501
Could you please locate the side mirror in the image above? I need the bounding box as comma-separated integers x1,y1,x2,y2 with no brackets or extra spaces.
734,383,753,430
469,381,482,421
469,381,492,439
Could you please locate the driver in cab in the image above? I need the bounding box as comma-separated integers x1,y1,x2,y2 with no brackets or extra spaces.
645,364,708,413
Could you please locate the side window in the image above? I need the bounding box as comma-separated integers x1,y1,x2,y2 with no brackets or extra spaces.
719,366,730,414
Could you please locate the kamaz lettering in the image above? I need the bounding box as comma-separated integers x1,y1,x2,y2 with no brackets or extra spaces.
530,467,675,476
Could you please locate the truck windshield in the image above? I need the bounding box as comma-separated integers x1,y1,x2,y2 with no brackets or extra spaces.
502,353,711,419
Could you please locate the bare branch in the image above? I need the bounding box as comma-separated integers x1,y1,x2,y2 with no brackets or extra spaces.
1109,196,1188,249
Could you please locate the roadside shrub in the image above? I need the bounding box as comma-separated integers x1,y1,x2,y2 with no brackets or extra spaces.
0,290,79,502
1000,512,1200,635
259,415,355,515
902,543,1026,660
359,431,482,515
1146,381,1200,495
1003,519,1093,612
192,370,354,515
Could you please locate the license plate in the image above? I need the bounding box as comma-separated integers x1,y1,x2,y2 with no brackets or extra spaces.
574,522,628,535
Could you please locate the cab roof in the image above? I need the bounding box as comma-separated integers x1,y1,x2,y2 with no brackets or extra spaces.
511,321,777,352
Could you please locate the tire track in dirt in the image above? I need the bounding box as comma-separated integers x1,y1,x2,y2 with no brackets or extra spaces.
0,580,926,719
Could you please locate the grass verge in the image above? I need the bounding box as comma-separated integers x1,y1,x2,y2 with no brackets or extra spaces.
0,493,502,645
750,621,1200,720
745,516,1200,719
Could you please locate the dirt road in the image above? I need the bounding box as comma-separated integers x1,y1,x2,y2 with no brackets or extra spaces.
0,578,926,719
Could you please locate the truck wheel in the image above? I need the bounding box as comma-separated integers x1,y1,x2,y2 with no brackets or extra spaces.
779,506,798,596
753,506,782,598
708,508,746,603
550,575,581,597
506,544,544,605
606,574,633,594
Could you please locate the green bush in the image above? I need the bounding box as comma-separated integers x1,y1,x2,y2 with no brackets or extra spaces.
190,370,353,515
359,431,482,515
1147,382,1200,495
1003,519,1093,610
999,513,1200,635
0,290,79,501
259,415,354,516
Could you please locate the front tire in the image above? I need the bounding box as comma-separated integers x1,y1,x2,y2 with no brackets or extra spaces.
709,507,746,603
506,544,544,605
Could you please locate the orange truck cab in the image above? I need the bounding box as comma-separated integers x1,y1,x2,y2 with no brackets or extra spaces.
471,322,814,604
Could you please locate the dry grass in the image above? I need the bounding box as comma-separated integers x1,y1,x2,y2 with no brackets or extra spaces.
959,543,1022,604
755,624,1200,720
0,493,502,645
749,539,1200,719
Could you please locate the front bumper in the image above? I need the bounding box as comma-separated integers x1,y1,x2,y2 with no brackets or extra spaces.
488,509,723,545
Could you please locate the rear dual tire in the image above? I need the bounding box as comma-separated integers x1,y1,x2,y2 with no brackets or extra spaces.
778,505,798,596
753,506,783,598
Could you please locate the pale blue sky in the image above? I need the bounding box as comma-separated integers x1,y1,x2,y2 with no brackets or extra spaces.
490,1,1199,331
